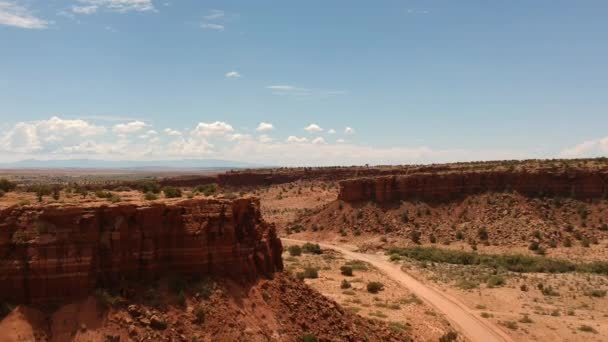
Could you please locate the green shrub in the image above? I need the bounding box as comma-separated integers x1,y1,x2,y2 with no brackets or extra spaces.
541,286,559,296
409,230,421,244
586,289,606,298
528,241,540,251
367,281,384,294
297,267,319,280
302,243,322,254
194,306,205,324
163,186,182,198
519,314,533,323
578,325,597,333
300,334,318,342
0,190,5,198
340,265,353,276
389,254,401,262
95,289,119,308
477,227,489,240
195,184,217,196
139,180,161,194
145,192,158,200
109,194,121,203
439,331,458,342
487,275,505,288
340,279,351,289
386,246,601,274
455,231,464,240
0,179,16,192
95,190,112,199
287,245,302,257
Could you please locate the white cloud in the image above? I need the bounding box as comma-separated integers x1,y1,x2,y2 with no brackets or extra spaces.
228,133,250,141
204,9,224,20
192,121,234,137
304,124,323,133
336,139,345,144
113,120,148,134
258,134,273,143
256,122,274,132
72,5,98,14
138,130,157,139
312,137,326,145
201,23,224,31
344,126,355,135
328,129,336,134
1,116,537,166
164,128,182,136
560,137,608,158
286,136,308,143
73,0,156,14
0,116,106,153
0,1,49,29
225,71,241,79
266,85,296,91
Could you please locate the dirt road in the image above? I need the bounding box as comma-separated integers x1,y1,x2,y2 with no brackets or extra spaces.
282,238,513,342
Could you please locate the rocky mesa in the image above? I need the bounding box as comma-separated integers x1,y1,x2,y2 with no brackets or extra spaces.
0,197,283,306
339,169,608,203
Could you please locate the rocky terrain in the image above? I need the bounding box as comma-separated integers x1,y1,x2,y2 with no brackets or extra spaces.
338,169,608,203
0,197,282,305
0,195,410,341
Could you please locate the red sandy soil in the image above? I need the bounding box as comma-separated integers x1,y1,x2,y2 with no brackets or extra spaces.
0,274,410,342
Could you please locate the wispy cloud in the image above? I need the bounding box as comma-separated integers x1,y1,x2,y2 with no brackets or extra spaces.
72,0,156,15
406,9,430,15
201,23,224,31
204,9,224,20
265,85,346,97
0,1,49,29
200,8,233,32
225,71,241,79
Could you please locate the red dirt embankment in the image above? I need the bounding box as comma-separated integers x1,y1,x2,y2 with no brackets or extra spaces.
0,197,283,305
339,170,608,203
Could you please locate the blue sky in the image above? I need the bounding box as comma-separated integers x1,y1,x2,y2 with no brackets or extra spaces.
0,0,607,165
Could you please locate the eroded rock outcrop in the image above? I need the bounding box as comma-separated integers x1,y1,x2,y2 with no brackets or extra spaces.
0,197,282,305
339,170,608,203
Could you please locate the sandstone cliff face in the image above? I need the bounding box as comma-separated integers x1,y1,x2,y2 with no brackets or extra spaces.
0,198,282,305
339,170,608,203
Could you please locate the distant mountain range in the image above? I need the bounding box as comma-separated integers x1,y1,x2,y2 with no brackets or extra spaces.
0,159,264,170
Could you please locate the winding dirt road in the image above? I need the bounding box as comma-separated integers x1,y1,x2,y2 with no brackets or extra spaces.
282,238,513,342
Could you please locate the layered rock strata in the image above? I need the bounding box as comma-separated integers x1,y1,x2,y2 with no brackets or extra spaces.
0,197,282,305
339,170,608,203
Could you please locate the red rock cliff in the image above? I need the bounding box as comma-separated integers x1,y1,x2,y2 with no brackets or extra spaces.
339,170,608,203
0,198,283,305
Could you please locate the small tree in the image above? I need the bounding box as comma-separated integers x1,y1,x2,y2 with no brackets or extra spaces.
163,186,182,198
0,178,16,192
288,245,302,257
409,230,421,244
477,227,489,240
302,243,322,254
340,265,353,276
367,281,384,294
